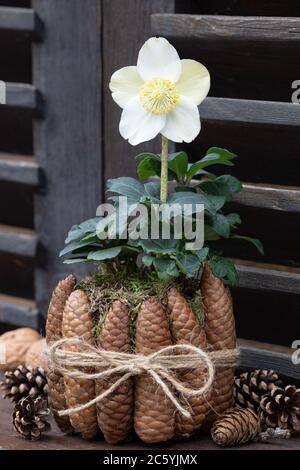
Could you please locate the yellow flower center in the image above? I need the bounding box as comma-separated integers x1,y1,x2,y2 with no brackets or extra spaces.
140,78,180,115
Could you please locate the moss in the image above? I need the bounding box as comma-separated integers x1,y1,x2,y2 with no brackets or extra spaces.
76,269,204,350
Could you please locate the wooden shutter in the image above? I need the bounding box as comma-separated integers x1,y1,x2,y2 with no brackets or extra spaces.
151,1,300,378
0,0,103,331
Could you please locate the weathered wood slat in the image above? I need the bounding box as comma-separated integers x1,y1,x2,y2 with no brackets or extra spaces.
200,97,300,128
235,260,300,294
0,7,43,39
3,83,43,114
0,153,40,186
0,224,37,257
238,339,300,381
234,183,300,213
151,13,300,43
32,0,103,317
0,293,38,328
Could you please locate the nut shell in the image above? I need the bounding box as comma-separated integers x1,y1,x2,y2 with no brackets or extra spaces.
62,289,98,440
0,328,41,371
96,301,133,444
25,338,47,370
201,263,236,421
46,275,76,434
168,287,211,437
134,298,175,443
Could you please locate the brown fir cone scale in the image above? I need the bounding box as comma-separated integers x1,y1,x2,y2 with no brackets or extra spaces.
62,289,98,440
0,365,48,403
168,287,211,438
96,301,133,444
201,263,236,421
134,298,175,443
13,396,51,441
234,369,283,410
260,385,300,432
46,275,76,434
211,408,260,446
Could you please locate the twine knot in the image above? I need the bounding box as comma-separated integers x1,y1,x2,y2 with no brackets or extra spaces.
47,338,239,419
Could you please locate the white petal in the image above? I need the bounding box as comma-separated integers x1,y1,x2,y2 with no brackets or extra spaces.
119,96,166,146
109,66,143,108
161,96,201,143
176,59,210,105
137,37,182,82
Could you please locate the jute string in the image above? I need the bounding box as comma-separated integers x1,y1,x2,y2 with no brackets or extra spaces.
47,338,239,419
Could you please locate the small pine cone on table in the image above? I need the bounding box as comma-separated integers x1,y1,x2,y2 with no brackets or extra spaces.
0,365,48,403
134,298,175,444
234,369,283,411
200,262,236,421
62,289,98,440
46,275,76,435
260,385,300,432
211,408,260,446
96,300,133,444
13,396,51,441
168,287,210,438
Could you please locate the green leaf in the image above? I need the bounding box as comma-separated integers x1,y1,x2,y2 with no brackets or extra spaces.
107,177,145,201
137,156,162,179
135,152,160,163
232,235,264,255
138,238,177,255
175,186,197,193
87,246,123,261
168,191,214,214
208,213,230,238
153,258,179,280
194,246,209,262
226,213,242,227
63,258,90,264
204,224,220,241
60,236,100,257
210,256,239,285
167,152,188,181
198,175,242,202
144,182,161,201
187,148,237,180
176,252,200,277
65,218,100,244
142,255,154,267
204,194,226,211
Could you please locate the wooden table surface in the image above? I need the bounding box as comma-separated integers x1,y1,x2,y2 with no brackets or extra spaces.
0,396,299,451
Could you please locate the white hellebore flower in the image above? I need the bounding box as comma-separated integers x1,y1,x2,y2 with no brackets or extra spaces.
109,37,210,146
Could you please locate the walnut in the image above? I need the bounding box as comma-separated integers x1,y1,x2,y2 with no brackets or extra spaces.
25,338,47,370
0,328,41,371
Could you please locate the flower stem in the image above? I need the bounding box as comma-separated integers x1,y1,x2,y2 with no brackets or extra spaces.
160,135,169,203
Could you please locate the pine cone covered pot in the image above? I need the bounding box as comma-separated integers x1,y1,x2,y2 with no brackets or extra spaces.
46,267,237,445
96,301,133,444
134,298,175,443
168,288,211,437
46,275,76,434
201,263,236,421
62,289,98,439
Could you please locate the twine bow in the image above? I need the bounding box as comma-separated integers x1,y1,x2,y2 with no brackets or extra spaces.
47,338,239,419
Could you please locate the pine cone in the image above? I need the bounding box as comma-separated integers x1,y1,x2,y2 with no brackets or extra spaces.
211,408,260,446
0,365,48,403
46,275,76,434
168,287,210,437
200,262,236,421
62,289,98,440
13,396,51,440
234,369,283,410
134,298,175,443
96,301,133,444
260,385,300,432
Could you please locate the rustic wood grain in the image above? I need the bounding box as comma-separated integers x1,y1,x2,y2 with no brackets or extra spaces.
234,183,300,213
152,13,300,43
0,390,299,449
3,83,42,114
0,154,40,186
0,6,43,40
238,338,300,381
0,224,37,257
32,0,103,317
103,0,176,181
0,293,38,328
235,259,300,294
200,97,300,128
